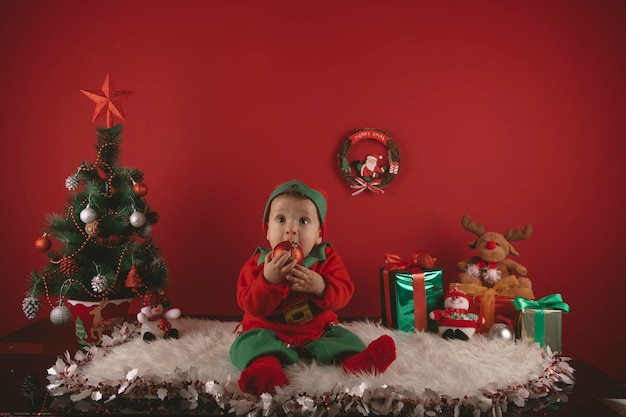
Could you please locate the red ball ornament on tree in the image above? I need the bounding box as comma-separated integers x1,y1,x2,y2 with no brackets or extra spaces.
35,235,52,252
133,182,148,197
272,240,304,264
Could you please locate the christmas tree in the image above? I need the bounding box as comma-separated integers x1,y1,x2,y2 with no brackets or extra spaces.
22,74,169,323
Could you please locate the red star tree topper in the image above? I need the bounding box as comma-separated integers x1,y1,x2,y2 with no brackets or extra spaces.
81,73,134,127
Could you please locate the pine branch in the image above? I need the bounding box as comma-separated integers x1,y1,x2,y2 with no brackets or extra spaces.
96,125,123,168
98,212,130,234
44,213,68,230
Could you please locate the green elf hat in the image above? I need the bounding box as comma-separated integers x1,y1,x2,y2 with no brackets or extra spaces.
263,179,327,236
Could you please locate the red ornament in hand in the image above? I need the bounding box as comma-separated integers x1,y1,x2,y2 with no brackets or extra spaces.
35,235,51,252
272,240,304,264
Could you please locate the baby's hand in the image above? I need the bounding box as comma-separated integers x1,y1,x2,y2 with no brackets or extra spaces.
287,265,326,297
263,251,297,285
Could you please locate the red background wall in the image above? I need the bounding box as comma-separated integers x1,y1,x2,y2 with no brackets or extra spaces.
1,1,624,383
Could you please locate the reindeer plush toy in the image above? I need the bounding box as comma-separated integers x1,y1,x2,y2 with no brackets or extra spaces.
457,214,533,291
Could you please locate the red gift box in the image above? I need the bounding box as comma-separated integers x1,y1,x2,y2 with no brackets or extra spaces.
453,276,534,332
466,294,517,332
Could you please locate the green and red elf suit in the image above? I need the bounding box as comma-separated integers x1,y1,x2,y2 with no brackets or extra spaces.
230,180,396,396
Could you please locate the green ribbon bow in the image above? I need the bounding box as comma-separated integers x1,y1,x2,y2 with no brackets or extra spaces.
513,294,570,347
512,293,570,313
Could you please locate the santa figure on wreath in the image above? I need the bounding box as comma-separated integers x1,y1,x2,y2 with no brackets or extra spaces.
358,153,385,181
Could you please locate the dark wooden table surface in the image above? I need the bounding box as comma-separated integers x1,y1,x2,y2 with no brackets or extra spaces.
1,318,624,416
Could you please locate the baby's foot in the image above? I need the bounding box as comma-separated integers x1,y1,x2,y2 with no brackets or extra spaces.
238,355,288,395
342,335,396,374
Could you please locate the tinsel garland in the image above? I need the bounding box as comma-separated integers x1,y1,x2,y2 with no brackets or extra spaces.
44,323,575,416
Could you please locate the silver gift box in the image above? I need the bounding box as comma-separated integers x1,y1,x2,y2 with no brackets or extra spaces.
519,309,563,353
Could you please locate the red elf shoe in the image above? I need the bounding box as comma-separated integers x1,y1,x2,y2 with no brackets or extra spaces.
341,335,396,375
238,355,288,395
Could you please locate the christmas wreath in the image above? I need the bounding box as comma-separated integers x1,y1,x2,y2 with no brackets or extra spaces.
337,128,400,195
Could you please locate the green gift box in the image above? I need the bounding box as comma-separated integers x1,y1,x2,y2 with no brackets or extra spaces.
513,294,570,353
380,264,443,333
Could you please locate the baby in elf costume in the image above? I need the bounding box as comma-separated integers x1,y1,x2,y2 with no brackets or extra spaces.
230,180,396,396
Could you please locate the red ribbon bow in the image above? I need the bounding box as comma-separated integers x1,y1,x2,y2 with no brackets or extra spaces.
350,178,384,196
384,253,413,269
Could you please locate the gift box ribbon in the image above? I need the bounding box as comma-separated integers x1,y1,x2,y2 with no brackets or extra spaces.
455,276,534,331
513,294,570,346
383,253,427,331
384,253,413,269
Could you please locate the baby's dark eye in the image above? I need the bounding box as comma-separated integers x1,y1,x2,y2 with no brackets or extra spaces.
276,216,286,223
299,218,310,225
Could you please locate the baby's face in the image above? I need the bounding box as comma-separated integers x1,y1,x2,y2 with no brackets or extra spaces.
266,194,322,258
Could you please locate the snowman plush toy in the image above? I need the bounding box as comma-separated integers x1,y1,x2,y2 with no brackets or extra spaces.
429,285,484,340
137,291,181,342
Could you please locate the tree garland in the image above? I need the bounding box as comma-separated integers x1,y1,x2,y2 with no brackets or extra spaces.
337,128,400,195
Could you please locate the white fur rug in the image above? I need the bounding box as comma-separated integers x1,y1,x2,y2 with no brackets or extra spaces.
46,318,574,416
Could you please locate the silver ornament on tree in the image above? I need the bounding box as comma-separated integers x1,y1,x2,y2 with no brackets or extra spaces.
50,303,73,326
488,323,516,342
65,167,82,191
80,206,97,223
50,280,73,326
80,204,97,224
129,210,146,227
22,296,41,320
65,174,79,191
151,256,168,274
91,263,108,293
91,274,108,293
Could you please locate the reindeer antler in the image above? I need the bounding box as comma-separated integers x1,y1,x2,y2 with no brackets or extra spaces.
504,224,533,241
461,214,485,236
